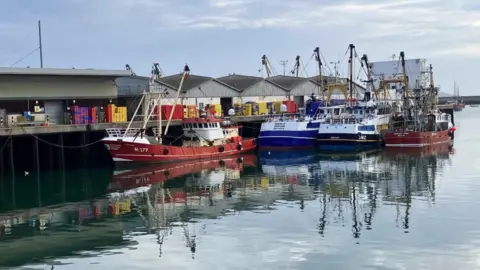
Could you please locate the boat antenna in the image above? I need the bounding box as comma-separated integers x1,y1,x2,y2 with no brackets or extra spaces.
164,64,190,135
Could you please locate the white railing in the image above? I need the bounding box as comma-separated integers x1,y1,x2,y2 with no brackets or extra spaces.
105,128,142,138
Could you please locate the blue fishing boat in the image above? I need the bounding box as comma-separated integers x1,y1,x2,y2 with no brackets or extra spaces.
257,99,343,149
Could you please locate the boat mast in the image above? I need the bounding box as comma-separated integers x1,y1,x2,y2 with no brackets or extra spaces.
164,64,190,136
348,44,355,104
399,52,411,130
313,47,324,99
429,64,437,107
151,64,163,143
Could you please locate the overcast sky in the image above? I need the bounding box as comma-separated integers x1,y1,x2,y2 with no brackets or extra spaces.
1,0,478,95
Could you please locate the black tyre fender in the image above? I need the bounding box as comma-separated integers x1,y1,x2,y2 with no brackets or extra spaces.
163,148,169,155
219,146,225,152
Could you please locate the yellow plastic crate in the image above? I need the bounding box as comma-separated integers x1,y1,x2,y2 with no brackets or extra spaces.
242,104,252,116
257,101,268,115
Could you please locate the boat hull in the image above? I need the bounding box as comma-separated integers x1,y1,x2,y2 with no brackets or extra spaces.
257,130,318,149
316,133,383,151
104,138,257,164
384,130,451,147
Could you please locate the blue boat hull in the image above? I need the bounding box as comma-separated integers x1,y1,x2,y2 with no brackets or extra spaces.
258,130,318,148
317,133,383,151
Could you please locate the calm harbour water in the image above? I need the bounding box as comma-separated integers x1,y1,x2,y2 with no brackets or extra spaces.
1,108,479,270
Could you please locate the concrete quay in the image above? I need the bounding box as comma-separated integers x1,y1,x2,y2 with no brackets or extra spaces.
0,115,273,137
0,105,454,137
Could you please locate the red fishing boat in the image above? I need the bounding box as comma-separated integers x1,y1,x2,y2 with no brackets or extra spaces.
102,64,256,164
108,155,257,192
384,52,456,148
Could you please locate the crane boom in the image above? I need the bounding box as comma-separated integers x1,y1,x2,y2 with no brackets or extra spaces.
125,64,136,75
290,55,300,77
360,54,375,100
261,55,271,77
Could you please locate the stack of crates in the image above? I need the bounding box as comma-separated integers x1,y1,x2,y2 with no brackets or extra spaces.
72,106,89,124
185,105,198,118
242,103,252,116
209,104,222,116
89,107,97,123
158,105,184,120
114,106,128,122
233,103,242,115
106,104,115,123
253,101,268,115
282,100,298,113
274,101,283,114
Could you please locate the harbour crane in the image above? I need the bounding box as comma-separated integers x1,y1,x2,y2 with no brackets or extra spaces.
152,63,164,81
261,55,273,78
125,64,136,75
290,55,301,77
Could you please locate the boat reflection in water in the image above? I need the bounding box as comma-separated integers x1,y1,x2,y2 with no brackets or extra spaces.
110,152,320,259
109,154,261,258
311,144,452,238
0,169,133,268
1,144,455,267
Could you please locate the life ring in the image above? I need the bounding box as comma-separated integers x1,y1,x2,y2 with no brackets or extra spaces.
237,143,243,151
219,146,225,152
163,148,169,155
219,160,225,166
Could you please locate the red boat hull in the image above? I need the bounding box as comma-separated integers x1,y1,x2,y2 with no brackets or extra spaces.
383,142,453,157
384,130,451,148
104,138,257,163
109,155,258,192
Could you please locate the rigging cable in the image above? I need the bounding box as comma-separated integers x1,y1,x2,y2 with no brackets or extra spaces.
9,47,40,67
0,129,13,154
21,127,104,149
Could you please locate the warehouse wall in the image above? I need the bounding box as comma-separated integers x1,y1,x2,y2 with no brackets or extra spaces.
182,97,220,107
233,96,286,103
0,75,117,99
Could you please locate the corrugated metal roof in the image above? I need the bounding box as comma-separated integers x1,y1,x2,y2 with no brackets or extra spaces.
266,75,308,90
161,74,213,90
216,74,263,90
162,73,239,93
0,67,132,77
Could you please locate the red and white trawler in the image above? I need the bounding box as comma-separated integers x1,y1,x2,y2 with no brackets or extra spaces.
102,64,256,164
384,52,456,148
